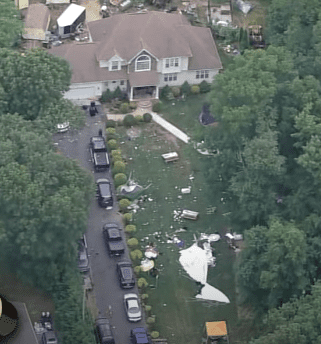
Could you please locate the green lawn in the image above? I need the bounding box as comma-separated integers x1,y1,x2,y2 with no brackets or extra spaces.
118,114,239,343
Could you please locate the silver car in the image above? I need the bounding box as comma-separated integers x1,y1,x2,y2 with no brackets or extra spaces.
124,293,142,322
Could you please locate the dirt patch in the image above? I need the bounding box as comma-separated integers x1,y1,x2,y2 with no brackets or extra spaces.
150,123,180,149
126,127,142,139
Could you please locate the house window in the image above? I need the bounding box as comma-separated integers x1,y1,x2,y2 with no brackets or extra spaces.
196,70,209,79
165,57,179,68
111,61,119,70
136,55,151,71
164,73,177,82
120,80,125,86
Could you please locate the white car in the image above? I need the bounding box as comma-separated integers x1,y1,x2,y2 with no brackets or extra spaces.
124,293,142,322
57,122,70,133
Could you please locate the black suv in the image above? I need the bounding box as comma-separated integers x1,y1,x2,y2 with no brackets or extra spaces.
95,317,115,344
103,224,125,257
96,178,113,209
90,136,110,172
130,328,151,344
117,261,135,289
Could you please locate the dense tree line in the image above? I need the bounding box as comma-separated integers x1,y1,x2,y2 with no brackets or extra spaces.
201,0,321,341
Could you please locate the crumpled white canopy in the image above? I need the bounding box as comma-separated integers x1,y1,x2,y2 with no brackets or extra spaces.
196,283,230,303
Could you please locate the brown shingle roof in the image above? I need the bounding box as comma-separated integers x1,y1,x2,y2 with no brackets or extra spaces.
128,71,159,86
25,3,50,31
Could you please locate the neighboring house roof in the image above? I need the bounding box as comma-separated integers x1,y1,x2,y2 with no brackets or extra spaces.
24,3,50,31
49,43,127,83
57,4,86,27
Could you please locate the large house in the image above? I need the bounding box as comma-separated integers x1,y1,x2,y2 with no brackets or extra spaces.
49,11,223,100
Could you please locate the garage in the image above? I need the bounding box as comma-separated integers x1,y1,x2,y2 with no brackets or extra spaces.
64,86,96,99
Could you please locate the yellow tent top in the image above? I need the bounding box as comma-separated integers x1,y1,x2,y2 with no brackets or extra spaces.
206,321,227,337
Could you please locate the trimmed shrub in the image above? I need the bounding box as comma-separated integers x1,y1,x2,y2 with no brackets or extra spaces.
152,101,162,113
171,86,181,97
143,113,152,123
144,305,152,312
106,127,116,134
113,160,126,174
123,212,133,224
111,149,122,157
120,102,130,114
136,115,144,122
114,173,127,187
191,85,200,94
129,101,138,110
137,277,148,288
181,81,191,96
160,85,170,99
107,139,118,150
199,80,211,93
151,331,159,339
106,132,118,141
113,86,122,99
141,294,149,300
100,88,113,103
127,237,139,248
146,317,155,324
125,224,136,234
134,266,141,275
106,120,116,128
119,199,131,212
112,155,123,163
130,249,143,260
123,114,137,127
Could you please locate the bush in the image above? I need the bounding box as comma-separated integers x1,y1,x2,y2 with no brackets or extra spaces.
100,88,113,103
130,249,143,260
146,316,156,324
181,81,191,96
106,132,118,141
106,127,116,134
123,114,137,127
107,139,118,150
160,85,171,99
191,85,200,94
143,113,152,123
112,155,123,163
113,160,126,174
127,237,139,247
106,120,116,128
151,331,159,339
125,224,136,234
129,101,138,110
120,102,130,114
144,305,152,312
199,80,211,93
134,266,141,275
119,199,131,212
113,86,122,99
123,212,133,224
136,115,144,122
114,173,127,187
137,277,148,288
141,294,149,300
152,101,162,113
171,86,181,97
111,149,122,157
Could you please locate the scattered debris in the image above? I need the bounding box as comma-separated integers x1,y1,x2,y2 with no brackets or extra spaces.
162,152,179,163
141,258,155,271
181,210,199,220
181,187,191,194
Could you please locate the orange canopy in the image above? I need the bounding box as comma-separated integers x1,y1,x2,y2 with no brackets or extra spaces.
206,321,227,337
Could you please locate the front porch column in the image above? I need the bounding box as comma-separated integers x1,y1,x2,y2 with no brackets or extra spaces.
155,86,159,99
130,86,134,101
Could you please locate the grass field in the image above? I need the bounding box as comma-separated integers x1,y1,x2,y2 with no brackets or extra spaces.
117,101,240,342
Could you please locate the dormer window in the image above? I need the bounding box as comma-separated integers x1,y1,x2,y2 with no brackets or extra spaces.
165,57,179,68
136,55,151,71
111,61,120,71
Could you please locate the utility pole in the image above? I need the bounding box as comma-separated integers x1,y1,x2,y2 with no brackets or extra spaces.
207,0,211,25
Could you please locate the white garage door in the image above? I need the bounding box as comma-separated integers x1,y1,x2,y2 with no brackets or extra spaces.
64,86,96,100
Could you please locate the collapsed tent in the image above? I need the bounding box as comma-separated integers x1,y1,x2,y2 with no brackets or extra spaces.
179,244,230,303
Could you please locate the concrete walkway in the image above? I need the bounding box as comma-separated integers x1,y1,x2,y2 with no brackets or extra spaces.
151,112,190,144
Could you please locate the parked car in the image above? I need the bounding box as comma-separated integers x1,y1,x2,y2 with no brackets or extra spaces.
77,235,89,272
124,293,142,322
130,328,151,344
95,317,115,344
56,121,70,133
41,331,58,344
89,136,110,171
96,178,113,209
117,261,135,289
103,224,125,257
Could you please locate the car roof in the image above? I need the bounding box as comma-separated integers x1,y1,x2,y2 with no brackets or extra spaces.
107,228,121,238
128,299,139,308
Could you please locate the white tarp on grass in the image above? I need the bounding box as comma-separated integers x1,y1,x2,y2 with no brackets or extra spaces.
179,244,230,303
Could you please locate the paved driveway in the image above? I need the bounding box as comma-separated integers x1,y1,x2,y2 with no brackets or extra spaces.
53,107,145,344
